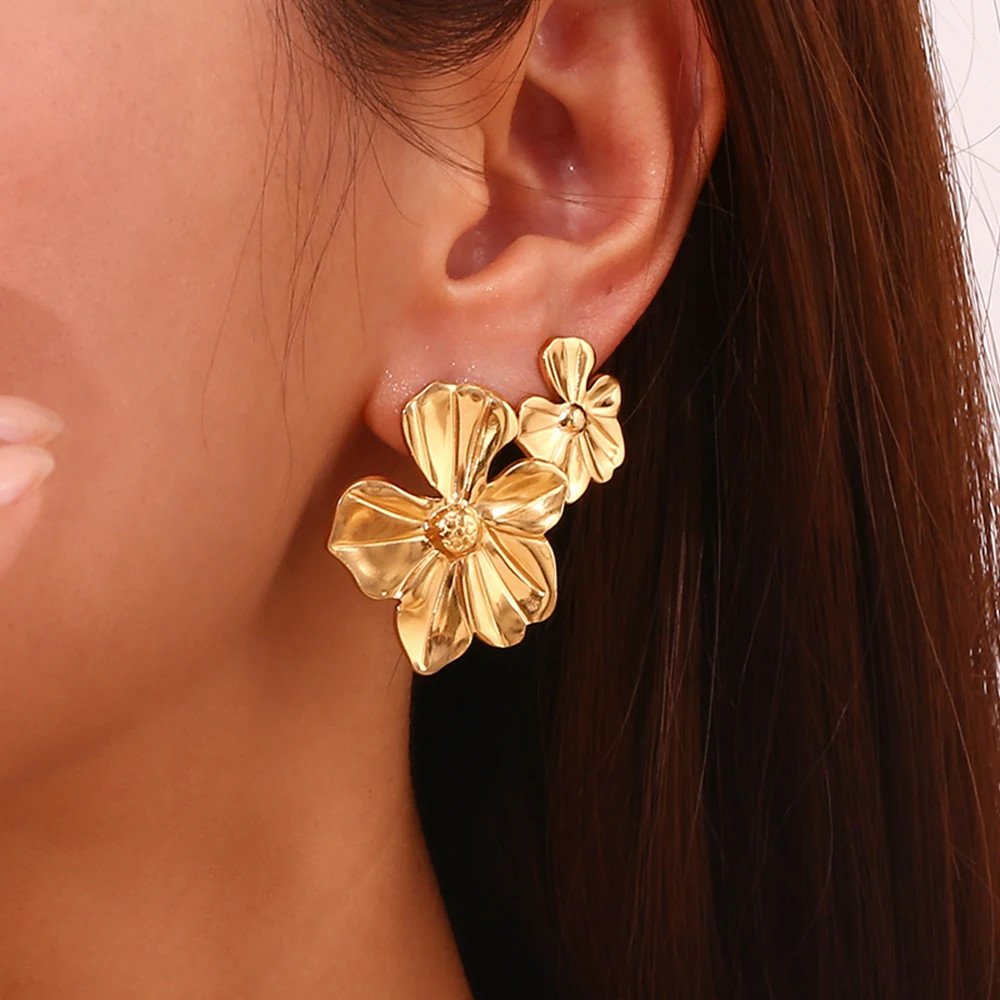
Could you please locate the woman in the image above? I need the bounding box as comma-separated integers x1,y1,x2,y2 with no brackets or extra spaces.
1,0,997,996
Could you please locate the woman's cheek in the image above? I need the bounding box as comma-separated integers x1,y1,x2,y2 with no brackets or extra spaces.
0,1,295,668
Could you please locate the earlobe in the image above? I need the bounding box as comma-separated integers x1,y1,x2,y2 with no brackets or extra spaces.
364,0,725,452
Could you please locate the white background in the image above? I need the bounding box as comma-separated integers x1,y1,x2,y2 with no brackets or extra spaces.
931,0,1000,357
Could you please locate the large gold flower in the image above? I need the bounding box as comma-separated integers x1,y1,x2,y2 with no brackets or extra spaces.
517,337,625,503
328,382,569,674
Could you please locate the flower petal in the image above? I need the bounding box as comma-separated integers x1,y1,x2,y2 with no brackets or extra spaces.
402,382,516,501
396,552,473,674
491,527,559,623
584,373,622,419
563,436,593,503
462,526,558,647
328,478,436,599
582,414,625,484
540,337,595,403
476,459,568,536
516,395,574,470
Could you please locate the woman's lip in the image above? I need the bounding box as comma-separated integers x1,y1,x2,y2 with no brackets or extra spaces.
0,395,65,445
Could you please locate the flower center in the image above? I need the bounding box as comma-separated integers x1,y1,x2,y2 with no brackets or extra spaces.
559,402,588,434
426,501,482,557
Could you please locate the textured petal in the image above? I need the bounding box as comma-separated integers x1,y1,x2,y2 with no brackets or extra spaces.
582,413,625,484
476,459,568,536
563,436,593,503
402,382,516,501
584,373,622,420
462,526,558,647
540,337,595,403
516,395,574,469
396,553,473,674
328,478,435,599
490,527,559,623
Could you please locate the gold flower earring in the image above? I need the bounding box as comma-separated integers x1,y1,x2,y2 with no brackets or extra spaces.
518,337,625,502
327,337,625,675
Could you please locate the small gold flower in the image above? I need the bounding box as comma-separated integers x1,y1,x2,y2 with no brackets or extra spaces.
328,382,569,675
516,337,625,503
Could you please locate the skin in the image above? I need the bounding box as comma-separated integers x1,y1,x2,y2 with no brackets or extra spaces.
0,0,724,996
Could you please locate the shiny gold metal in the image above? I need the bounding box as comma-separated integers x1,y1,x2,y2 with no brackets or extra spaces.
328,382,569,675
327,336,625,676
516,337,625,503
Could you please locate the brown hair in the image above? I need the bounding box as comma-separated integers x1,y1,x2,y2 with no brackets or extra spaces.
294,0,1000,995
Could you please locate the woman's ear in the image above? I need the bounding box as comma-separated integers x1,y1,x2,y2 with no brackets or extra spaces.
356,0,725,449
